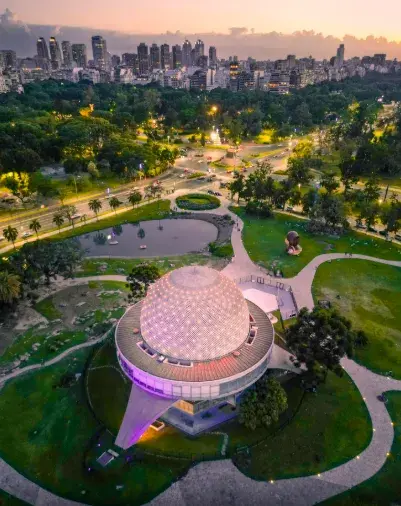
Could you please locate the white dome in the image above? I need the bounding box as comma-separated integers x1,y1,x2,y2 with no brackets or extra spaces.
140,266,250,361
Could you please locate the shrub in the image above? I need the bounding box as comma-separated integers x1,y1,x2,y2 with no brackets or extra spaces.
245,200,273,218
176,193,220,211
209,241,234,258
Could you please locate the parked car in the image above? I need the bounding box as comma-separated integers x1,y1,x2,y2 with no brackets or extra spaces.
214,191,222,196
395,234,401,241
207,190,214,195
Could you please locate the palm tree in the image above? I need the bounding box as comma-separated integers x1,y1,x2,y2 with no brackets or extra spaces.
0,271,21,304
89,199,102,221
29,219,41,239
109,196,122,215
52,212,65,234
128,190,142,209
3,225,18,249
63,205,78,229
80,214,87,226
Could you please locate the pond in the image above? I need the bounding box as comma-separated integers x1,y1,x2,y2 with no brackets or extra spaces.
78,219,218,258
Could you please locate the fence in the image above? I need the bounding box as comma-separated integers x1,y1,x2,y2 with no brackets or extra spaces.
235,274,299,318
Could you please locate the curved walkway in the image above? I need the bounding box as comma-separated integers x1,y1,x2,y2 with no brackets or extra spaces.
1,199,401,505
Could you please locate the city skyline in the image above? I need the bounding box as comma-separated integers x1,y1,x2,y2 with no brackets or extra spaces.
2,0,401,41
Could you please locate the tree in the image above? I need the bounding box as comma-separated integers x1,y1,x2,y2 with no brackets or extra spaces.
239,376,288,431
128,190,142,209
320,171,340,194
52,212,65,234
339,158,359,199
228,174,245,203
126,263,161,302
88,198,102,220
109,196,122,214
2,173,34,205
285,307,364,382
10,238,84,287
29,219,41,239
0,270,21,304
287,157,312,186
87,161,100,178
62,205,78,229
3,225,18,249
363,175,381,202
301,188,318,215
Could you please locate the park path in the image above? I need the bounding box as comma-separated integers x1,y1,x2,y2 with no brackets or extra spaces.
2,200,401,505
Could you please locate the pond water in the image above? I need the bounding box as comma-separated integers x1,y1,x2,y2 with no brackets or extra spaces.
78,219,218,258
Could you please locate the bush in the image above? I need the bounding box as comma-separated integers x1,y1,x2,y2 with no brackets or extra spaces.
209,241,234,258
176,193,220,211
245,200,273,218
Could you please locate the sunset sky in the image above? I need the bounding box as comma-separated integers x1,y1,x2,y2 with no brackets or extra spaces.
2,0,401,40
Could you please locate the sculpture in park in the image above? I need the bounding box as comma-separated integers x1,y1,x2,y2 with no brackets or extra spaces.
285,231,302,256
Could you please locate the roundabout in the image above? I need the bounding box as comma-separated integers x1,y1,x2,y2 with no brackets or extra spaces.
175,193,221,211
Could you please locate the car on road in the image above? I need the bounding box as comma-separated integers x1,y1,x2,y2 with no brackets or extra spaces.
207,190,214,195
0,236,4,242
71,214,82,220
214,191,222,196
395,234,401,241
179,174,185,178
21,231,32,239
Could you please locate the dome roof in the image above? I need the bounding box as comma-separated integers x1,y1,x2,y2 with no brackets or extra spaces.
140,266,250,361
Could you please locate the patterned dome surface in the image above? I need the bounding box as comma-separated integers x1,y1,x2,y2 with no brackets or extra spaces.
140,266,250,361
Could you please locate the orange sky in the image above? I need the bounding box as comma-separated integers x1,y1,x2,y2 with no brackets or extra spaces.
3,0,401,40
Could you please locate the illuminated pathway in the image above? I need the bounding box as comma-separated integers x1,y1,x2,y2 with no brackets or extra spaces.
1,201,401,505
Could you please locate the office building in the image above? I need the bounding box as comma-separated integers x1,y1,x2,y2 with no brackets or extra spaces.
61,41,73,68
111,55,121,68
150,44,160,70
49,37,62,70
92,36,108,70
198,55,208,69
71,44,87,68
172,44,182,69
0,50,17,69
122,53,139,73
287,54,296,70
137,43,149,75
337,44,345,67
209,46,217,66
161,44,171,70
193,39,204,65
36,37,49,60
182,40,192,67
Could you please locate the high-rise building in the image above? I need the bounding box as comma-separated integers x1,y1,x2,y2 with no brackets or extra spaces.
172,44,182,69
0,50,17,69
137,43,149,75
150,44,160,70
193,39,205,65
36,37,49,60
337,44,345,67
182,40,192,67
198,55,208,69
62,41,73,68
161,44,171,70
72,44,87,68
111,55,121,67
49,37,62,70
92,36,108,70
122,53,139,73
287,54,296,70
209,46,217,66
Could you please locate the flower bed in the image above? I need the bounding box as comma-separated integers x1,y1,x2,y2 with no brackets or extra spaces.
176,193,220,211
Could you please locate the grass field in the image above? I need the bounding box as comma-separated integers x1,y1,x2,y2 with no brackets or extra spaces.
323,391,401,506
0,349,187,506
234,371,371,480
231,207,401,277
78,253,227,277
87,342,371,476
313,259,401,378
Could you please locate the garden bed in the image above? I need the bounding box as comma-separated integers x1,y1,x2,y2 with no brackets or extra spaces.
176,193,220,211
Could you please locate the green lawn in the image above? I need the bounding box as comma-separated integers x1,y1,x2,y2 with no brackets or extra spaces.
78,253,225,277
0,490,29,506
0,282,128,369
313,260,401,378
231,207,401,277
52,201,171,241
323,391,401,506
234,371,371,480
0,349,187,506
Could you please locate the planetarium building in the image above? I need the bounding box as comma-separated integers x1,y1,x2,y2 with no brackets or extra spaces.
115,266,274,449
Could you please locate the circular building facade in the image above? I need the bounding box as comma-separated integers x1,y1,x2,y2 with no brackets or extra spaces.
116,266,274,401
